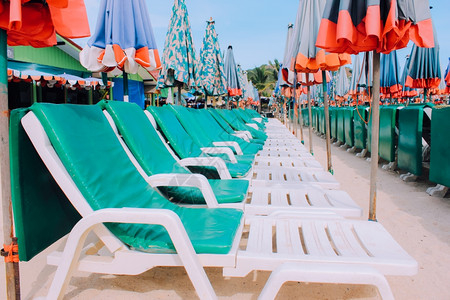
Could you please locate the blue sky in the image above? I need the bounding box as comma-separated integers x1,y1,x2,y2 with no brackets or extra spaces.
74,0,450,73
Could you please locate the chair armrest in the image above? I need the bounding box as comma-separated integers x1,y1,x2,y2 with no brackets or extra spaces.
201,147,238,164
252,117,263,123
232,132,250,142
212,141,243,155
246,123,259,130
146,174,219,208
179,157,232,179
236,131,252,140
49,208,215,299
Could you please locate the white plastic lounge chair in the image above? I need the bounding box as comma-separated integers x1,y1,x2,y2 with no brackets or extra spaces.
19,104,417,300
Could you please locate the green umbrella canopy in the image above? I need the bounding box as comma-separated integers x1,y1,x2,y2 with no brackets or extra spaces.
405,25,441,90
281,23,294,85
224,45,242,97
157,0,202,90
380,51,402,98
199,19,227,96
336,66,349,98
237,64,247,98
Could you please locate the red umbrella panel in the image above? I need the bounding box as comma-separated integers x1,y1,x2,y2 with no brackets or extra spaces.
0,0,90,47
316,0,435,54
298,70,331,86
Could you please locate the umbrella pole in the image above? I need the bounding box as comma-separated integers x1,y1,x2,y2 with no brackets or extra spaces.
298,101,304,144
322,71,333,174
307,86,313,155
1,29,21,300
294,98,298,136
177,85,181,106
369,51,381,222
123,71,129,102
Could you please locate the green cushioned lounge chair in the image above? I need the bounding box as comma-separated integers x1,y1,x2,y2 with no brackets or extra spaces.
215,109,268,141
164,105,256,165
147,106,252,178
187,108,263,153
100,101,249,207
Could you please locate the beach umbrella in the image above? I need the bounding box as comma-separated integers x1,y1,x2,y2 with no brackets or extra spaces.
287,0,351,172
280,24,294,131
236,64,247,106
349,54,371,102
380,51,402,101
405,26,441,102
316,0,434,221
80,0,161,102
336,66,349,101
445,58,450,88
224,45,242,107
0,2,89,298
0,0,90,48
316,0,435,54
157,0,202,105
199,18,227,104
400,55,418,100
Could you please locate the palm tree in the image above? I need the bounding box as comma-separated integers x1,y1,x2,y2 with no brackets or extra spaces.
248,65,269,91
268,59,280,82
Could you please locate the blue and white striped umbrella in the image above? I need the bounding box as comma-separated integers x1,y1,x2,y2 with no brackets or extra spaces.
80,0,160,74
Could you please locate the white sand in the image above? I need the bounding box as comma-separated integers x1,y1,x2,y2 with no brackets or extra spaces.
1,126,450,299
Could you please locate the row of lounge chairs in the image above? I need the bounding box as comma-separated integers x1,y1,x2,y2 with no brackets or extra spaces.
10,102,417,299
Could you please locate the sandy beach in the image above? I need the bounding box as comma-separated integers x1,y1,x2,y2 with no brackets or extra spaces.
1,124,450,300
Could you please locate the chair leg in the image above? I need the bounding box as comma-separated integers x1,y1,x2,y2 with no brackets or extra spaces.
258,263,394,300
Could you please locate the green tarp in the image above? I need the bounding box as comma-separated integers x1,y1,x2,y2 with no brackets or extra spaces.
429,106,450,186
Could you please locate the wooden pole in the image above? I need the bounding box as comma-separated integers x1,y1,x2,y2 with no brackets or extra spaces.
307,85,313,155
1,29,20,300
369,51,381,222
322,70,333,173
123,71,129,102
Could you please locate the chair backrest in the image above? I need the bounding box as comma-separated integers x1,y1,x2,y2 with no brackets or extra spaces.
207,109,235,134
100,100,189,175
10,108,81,261
168,105,215,147
147,106,203,159
21,103,186,253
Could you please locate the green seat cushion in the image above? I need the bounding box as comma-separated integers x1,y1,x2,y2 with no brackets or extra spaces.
148,106,204,158
226,161,252,178
29,103,243,254
161,179,248,205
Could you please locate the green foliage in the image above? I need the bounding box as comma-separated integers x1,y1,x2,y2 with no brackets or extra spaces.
247,59,279,97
